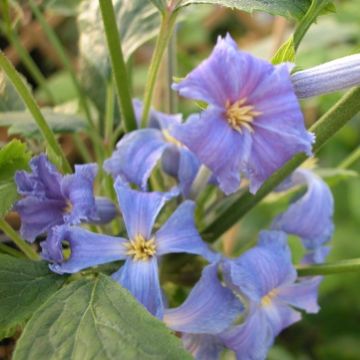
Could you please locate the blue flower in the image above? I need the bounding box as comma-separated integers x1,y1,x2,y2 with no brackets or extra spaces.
171,34,314,195
104,99,201,197
272,168,334,250
219,231,320,359
42,179,216,318
15,154,116,242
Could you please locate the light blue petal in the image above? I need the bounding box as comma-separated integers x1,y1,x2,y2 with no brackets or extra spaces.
92,196,117,224
302,246,331,265
156,201,217,262
104,129,169,190
182,334,224,360
164,263,242,334
44,226,127,274
178,148,201,198
272,169,334,249
222,231,296,302
112,257,163,318
114,179,177,240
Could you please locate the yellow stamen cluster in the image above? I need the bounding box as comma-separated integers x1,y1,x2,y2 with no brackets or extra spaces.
261,289,277,307
64,201,73,213
125,234,156,261
162,129,182,147
226,98,261,133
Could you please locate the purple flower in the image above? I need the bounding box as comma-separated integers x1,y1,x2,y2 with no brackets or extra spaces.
15,154,116,242
171,34,314,195
104,99,200,197
272,168,334,250
42,179,216,318
219,230,320,359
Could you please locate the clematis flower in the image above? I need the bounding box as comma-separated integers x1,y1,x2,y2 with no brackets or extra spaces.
271,168,334,250
15,154,116,242
104,99,200,197
42,179,216,318
219,230,320,359
171,34,314,195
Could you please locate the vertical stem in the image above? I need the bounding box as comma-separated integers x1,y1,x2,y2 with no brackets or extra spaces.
0,219,39,260
104,79,115,150
167,28,178,114
141,10,178,127
338,146,360,169
99,0,137,133
0,51,72,173
189,165,212,200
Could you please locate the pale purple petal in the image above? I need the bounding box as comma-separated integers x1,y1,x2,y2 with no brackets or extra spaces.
302,246,331,265
112,257,163,318
114,179,177,240
164,263,242,334
272,169,334,249
182,334,224,360
178,148,201,198
15,197,65,242
104,129,169,190
61,164,98,224
222,231,295,302
161,145,180,178
92,196,117,224
156,201,217,262
44,226,127,274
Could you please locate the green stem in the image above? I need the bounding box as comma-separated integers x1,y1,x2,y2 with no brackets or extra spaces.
338,146,360,169
0,51,72,173
202,87,360,242
167,29,178,113
99,0,137,133
297,258,360,276
0,219,39,260
190,165,212,200
0,242,25,258
72,133,93,163
140,10,178,127
104,79,115,149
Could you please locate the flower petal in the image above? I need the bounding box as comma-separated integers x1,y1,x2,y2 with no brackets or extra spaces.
44,226,127,274
114,179,177,240
178,148,201,198
272,169,334,249
222,230,296,302
112,257,163,318
61,164,98,224
104,129,169,190
182,334,224,360
15,197,65,242
92,196,117,224
164,263,242,334
156,201,216,261
302,246,331,265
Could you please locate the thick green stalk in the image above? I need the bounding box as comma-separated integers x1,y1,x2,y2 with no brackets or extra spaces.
0,219,39,260
104,79,115,148
0,51,72,173
202,87,360,242
0,242,25,258
99,0,137,132
338,146,360,169
297,258,360,276
141,10,178,127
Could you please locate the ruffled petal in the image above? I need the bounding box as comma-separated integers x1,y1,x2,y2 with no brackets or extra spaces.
15,154,62,199
44,226,127,274
272,169,334,249
15,197,65,242
182,334,224,360
61,164,98,224
222,230,296,302
156,201,217,262
112,257,163,318
171,110,252,195
173,34,270,108
164,263,242,334
104,129,169,190
114,179,177,240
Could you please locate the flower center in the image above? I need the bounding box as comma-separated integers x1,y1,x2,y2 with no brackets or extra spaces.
226,98,261,133
162,129,182,147
125,234,156,261
261,289,277,307
63,201,73,213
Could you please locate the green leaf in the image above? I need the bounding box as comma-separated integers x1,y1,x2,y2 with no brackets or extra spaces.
0,140,31,217
0,109,87,138
13,274,191,360
316,168,359,185
78,0,160,114
0,254,66,339
43,0,83,16
271,35,295,64
0,72,26,111
149,0,167,11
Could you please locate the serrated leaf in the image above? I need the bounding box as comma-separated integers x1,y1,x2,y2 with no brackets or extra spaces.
13,274,191,360
272,35,295,64
0,110,87,138
78,0,160,114
0,255,66,339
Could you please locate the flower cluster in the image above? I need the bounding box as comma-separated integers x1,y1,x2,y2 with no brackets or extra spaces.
15,34,335,359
